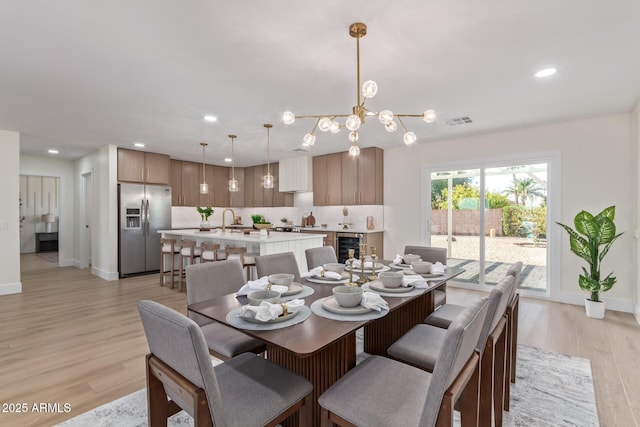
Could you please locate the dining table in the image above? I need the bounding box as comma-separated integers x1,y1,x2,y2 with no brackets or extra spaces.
188,265,465,427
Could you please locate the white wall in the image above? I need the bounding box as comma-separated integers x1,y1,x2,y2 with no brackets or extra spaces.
74,145,119,280
632,102,640,322
384,113,634,312
20,156,75,266
0,130,21,295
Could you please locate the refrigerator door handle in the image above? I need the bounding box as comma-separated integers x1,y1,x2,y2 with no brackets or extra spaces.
145,199,150,235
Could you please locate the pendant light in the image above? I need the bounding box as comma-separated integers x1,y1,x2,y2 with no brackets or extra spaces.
199,142,208,194
263,123,274,188
228,134,239,192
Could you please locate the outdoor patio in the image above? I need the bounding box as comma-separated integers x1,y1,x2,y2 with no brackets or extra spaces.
432,234,547,291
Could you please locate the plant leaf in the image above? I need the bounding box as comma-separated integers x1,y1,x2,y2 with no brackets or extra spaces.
600,273,616,293
574,211,599,239
556,222,592,264
599,232,623,262
595,205,616,222
579,274,600,292
597,217,617,244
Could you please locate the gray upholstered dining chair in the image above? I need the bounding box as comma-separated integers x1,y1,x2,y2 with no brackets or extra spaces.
389,275,515,427
504,261,523,411
404,245,448,307
305,246,338,269
318,297,490,427
137,300,313,427
254,251,301,282
185,260,266,359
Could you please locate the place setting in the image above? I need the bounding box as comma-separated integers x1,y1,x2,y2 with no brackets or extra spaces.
303,264,360,284
362,270,430,297
236,273,314,301
310,285,389,321
390,254,449,280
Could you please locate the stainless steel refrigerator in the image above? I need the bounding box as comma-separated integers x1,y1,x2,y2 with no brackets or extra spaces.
118,183,172,277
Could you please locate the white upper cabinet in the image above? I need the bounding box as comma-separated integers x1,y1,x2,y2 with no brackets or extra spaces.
279,156,313,192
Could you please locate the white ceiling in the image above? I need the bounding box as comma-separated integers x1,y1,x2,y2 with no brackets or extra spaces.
2,1,639,167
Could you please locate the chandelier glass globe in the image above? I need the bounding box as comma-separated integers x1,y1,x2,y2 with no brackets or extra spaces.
345,114,361,131
378,110,394,125
330,121,341,133
385,121,397,133
403,131,417,145
349,143,360,156
422,109,436,123
318,117,332,132
303,133,316,146
348,131,359,143
283,111,295,125
362,80,378,98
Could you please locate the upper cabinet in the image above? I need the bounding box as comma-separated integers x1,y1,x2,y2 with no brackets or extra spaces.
342,147,383,205
229,167,245,208
279,156,313,192
314,147,383,206
200,164,230,208
169,160,200,206
313,153,342,206
244,163,293,208
117,148,170,184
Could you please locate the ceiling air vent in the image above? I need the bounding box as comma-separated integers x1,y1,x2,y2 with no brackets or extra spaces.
445,116,473,126
291,147,309,152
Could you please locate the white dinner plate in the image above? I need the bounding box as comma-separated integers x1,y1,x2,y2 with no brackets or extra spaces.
321,296,373,315
368,280,415,293
305,274,359,284
241,308,299,324
281,283,303,296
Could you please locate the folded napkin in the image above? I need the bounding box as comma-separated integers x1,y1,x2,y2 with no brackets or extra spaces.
402,275,428,289
392,254,403,265
240,299,305,322
302,266,342,280
350,259,374,269
360,292,389,312
431,262,446,275
236,276,288,296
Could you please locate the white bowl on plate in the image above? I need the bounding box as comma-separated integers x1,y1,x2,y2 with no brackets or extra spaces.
268,273,295,288
247,290,281,306
411,261,432,274
378,271,404,288
403,254,422,265
332,286,363,308
323,263,345,274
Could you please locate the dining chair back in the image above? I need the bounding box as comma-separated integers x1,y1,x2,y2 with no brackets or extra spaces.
504,261,523,410
137,300,312,426
185,260,266,360
404,245,448,307
305,246,338,270
404,245,447,264
255,251,301,282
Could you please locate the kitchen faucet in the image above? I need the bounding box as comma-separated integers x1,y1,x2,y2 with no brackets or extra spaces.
221,208,236,233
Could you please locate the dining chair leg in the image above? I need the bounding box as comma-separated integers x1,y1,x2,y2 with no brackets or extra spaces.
493,326,507,427
511,294,519,383
479,338,494,427
146,355,168,427
504,305,513,411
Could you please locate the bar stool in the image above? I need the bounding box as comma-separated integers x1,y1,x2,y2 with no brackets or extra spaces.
222,246,256,281
178,240,201,292
200,242,221,262
159,238,180,288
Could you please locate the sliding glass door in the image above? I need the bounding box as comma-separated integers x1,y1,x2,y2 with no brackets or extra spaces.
429,162,548,292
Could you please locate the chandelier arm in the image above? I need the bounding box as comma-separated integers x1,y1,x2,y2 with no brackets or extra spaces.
293,114,351,119
310,118,321,134
396,116,409,132
394,114,424,117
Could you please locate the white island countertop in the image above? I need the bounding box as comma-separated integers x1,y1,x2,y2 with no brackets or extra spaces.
158,229,326,242
158,229,325,272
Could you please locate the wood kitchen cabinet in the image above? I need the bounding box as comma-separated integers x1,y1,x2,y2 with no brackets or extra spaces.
244,163,292,208
200,164,231,207
244,165,264,207
313,153,342,206
117,148,170,184
363,232,384,258
229,167,245,208
341,147,383,205
169,160,200,206
301,230,336,251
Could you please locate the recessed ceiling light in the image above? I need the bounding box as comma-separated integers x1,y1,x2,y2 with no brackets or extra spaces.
224,158,232,163
134,142,145,148
534,68,557,78
48,149,59,154
204,115,217,122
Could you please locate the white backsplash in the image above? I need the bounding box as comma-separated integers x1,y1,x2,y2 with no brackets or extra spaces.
171,191,384,231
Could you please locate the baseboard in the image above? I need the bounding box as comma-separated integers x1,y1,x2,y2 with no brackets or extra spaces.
554,291,634,313
634,305,640,325
60,258,78,267
92,266,119,281
0,281,22,295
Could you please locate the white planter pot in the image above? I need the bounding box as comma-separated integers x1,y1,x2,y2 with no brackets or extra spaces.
585,298,605,319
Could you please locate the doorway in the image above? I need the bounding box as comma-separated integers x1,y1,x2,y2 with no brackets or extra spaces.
80,172,93,269
429,162,549,293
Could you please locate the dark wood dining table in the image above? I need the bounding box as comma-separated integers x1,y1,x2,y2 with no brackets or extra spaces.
189,266,465,427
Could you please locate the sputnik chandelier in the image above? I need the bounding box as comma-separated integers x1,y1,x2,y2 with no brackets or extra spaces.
282,22,437,156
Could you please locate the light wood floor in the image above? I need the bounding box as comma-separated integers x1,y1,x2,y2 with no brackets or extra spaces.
1,254,638,426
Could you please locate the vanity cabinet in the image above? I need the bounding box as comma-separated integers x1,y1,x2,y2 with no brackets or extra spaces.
117,149,170,184
312,153,342,206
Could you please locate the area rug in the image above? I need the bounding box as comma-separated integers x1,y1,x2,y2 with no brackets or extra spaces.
57,345,598,427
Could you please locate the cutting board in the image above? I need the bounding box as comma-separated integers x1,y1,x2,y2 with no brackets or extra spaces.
307,212,316,226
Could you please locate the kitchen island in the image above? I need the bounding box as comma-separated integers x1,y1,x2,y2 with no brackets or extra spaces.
158,229,325,272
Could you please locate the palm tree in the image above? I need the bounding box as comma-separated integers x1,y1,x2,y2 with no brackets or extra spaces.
504,177,545,206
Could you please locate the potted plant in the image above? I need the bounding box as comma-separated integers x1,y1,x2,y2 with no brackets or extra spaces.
251,214,272,230
556,205,623,319
196,206,214,231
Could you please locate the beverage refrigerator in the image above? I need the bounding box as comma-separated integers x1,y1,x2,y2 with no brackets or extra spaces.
118,183,172,277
